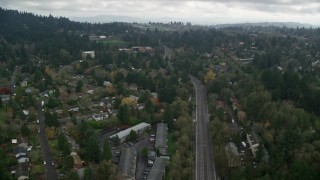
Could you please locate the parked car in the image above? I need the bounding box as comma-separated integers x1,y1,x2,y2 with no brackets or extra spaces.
144,167,151,172
114,151,120,157
148,160,154,166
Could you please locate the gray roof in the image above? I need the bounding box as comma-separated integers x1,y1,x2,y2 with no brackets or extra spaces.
13,146,27,155
147,157,167,180
11,162,30,178
155,123,168,155
118,148,137,179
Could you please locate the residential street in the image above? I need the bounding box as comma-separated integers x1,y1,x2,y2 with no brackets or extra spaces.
37,102,58,180
190,76,216,180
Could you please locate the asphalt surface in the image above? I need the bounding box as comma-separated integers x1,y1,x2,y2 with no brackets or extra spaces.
37,102,58,180
191,76,216,180
10,66,19,92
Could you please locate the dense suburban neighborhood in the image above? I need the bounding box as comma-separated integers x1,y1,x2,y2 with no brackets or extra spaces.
1,7,320,180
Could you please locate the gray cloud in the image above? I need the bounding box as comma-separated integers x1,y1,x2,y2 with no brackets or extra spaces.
0,0,319,25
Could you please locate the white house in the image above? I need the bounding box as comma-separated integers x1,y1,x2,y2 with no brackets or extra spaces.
17,155,29,163
82,51,95,59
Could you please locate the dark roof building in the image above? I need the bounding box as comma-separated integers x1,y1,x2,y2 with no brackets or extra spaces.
155,123,168,155
147,157,167,180
11,162,30,180
118,148,137,180
13,146,27,157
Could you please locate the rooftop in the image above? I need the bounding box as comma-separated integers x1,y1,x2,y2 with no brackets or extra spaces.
147,157,167,180
118,148,137,179
110,122,151,140
155,123,168,155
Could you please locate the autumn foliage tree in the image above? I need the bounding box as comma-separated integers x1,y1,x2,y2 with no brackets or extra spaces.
204,69,216,86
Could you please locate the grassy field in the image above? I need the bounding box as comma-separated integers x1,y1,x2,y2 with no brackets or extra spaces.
29,149,42,164
48,139,58,149
30,164,45,177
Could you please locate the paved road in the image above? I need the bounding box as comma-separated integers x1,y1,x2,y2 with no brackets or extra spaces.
190,76,216,180
37,102,58,180
10,66,19,92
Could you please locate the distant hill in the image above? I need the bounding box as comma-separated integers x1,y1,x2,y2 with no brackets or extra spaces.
212,22,317,29
70,15,147,23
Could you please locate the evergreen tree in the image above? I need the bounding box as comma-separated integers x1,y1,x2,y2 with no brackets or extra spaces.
21,123,30,136
85,136,100,163
63,155,74,171
76,80,83,93
95,160,116,180
101,140,112,161
164,105,174,130
57,133,67,150
117,104,129,124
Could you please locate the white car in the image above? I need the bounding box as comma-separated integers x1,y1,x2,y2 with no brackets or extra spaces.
44,161,46,165
52,161,55,165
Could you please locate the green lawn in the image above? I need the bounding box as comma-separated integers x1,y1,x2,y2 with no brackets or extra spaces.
48,139,58,149
30,164,45,176
167,132,175,155
29,149,42,164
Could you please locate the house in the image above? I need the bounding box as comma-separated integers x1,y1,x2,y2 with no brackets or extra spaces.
92,113,108,121
0,87,10,94
18,143,32,152
22,110,29,116
117,148,137,180
21,79,28,87
71,152,83,169
110,122,151,143
11,162,30,180
236,58,253,64
230,96,241,111
12,139,18,144
151,92,158,98
103,81,112,86
155,123,168,155
131,46,154,53
247,131,260,157
17,155,29,163
87,90,94,94
1,94,10,103
14,146,27,158
25,87,34,94
225,142,241,167
216,99,225,109
128,84,138,91
68,107,79,112
147,157,167,180
81,51,95,59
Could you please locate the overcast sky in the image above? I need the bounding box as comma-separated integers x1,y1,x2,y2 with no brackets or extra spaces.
1,0,320,25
